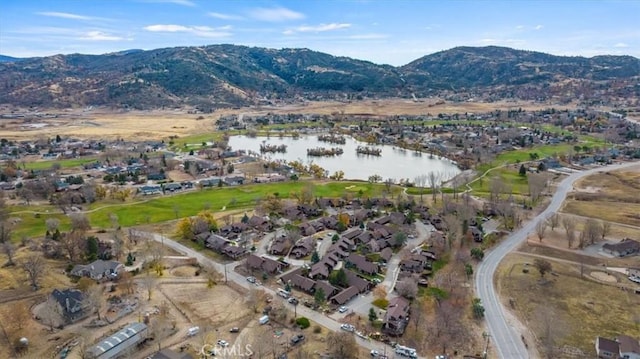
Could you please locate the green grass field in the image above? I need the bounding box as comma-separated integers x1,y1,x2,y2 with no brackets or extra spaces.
23,157,99,170
8,180,392,240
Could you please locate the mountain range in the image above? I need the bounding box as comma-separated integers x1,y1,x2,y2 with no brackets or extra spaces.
0,45,638,110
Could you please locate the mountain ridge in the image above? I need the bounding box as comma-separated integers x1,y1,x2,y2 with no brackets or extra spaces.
1,45,638,109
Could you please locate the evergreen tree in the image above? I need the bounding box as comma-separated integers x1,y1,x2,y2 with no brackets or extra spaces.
368,307,378,322
519,164,527,177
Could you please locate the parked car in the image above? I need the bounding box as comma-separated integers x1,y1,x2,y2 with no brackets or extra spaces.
216,339,229,347
341,323,355,332
338,306,348,313
290,334,305,345
288,297,299,305
246,276,256,283
229,327,239,333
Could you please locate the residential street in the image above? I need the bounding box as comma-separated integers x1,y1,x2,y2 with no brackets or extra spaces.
474,161,640,359
135,230,413,358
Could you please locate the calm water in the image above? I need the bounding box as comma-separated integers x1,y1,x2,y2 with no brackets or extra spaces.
228,135,460,182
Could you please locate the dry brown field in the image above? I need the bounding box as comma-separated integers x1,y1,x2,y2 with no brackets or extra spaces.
562,167,640,227
0,99,576,141
497,252,640,359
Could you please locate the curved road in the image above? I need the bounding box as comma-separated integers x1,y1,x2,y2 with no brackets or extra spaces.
475,161,639,359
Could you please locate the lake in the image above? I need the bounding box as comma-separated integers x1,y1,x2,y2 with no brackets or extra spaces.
228,135,460,182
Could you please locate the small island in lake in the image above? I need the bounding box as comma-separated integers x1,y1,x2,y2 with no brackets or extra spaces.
259,143,288,153
317,134,346,144
356,146,382,156
306,147,344,157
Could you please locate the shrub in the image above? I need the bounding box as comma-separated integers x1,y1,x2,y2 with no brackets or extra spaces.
372,298,389,309
472,298,485,319
313,325,322,334
296,317,310,329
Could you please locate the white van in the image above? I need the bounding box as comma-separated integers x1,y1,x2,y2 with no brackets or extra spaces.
277,289,290,299
187,326,200,337
395,345,417,358
259,315,270,325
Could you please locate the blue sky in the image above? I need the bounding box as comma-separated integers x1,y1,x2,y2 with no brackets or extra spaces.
1,0,639,65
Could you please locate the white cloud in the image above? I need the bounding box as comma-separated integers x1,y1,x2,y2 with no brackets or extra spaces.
285,23,351,34
139,0,195,6
79,31,124,41
614,42,629,48
143,24,231,38
348,34,389,40
37,11,96,21
535,25,544,30
516,25,524,30
207,12,243,20
248,7,305,22
479,38,497,44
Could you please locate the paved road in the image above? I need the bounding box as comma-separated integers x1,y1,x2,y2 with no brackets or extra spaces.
475,161,639,359
134,230,413,358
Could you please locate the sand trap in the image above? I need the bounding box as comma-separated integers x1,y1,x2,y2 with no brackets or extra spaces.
590,271,618,282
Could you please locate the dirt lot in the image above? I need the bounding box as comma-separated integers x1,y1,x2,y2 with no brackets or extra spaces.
496,252,640,359
562,168,640,227
0,99,575,141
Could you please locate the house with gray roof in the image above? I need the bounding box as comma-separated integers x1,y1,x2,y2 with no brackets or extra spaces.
71,260,123,280
51,288,88,323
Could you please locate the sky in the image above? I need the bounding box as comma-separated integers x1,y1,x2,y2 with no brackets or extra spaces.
0,0,639,66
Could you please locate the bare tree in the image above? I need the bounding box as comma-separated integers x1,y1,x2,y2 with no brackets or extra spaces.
489,176,510,204
0,221,12,244
548,213,560,232
203,264,223,288
443,214,461,249
246,288,266,313
1,241,16,266
536,221,547,242
601,221,612,240
326,331,358,359
60,230,84,262
528,173,547,205
119,270,135,295
86,285,105,320
21,253,46,290
46,218,60,233
141,270,157,300
561,216,576,248
111,231,124,261
428,171,441,203
41,296,63,330
415,174,428,203
395,277,418,299
70,213,91,232
582,218,603,246
149,309,174,351
533,258,552,279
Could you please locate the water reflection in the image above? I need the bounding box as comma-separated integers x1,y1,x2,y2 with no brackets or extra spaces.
229,135,460,182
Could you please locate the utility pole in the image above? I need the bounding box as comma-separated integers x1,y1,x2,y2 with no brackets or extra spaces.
483,332,491,359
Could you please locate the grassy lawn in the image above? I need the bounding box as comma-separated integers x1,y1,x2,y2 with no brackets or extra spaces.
469,166,530,195
8,180,390,240
497,253,640,358
495,143,573,164
23,157,99,170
